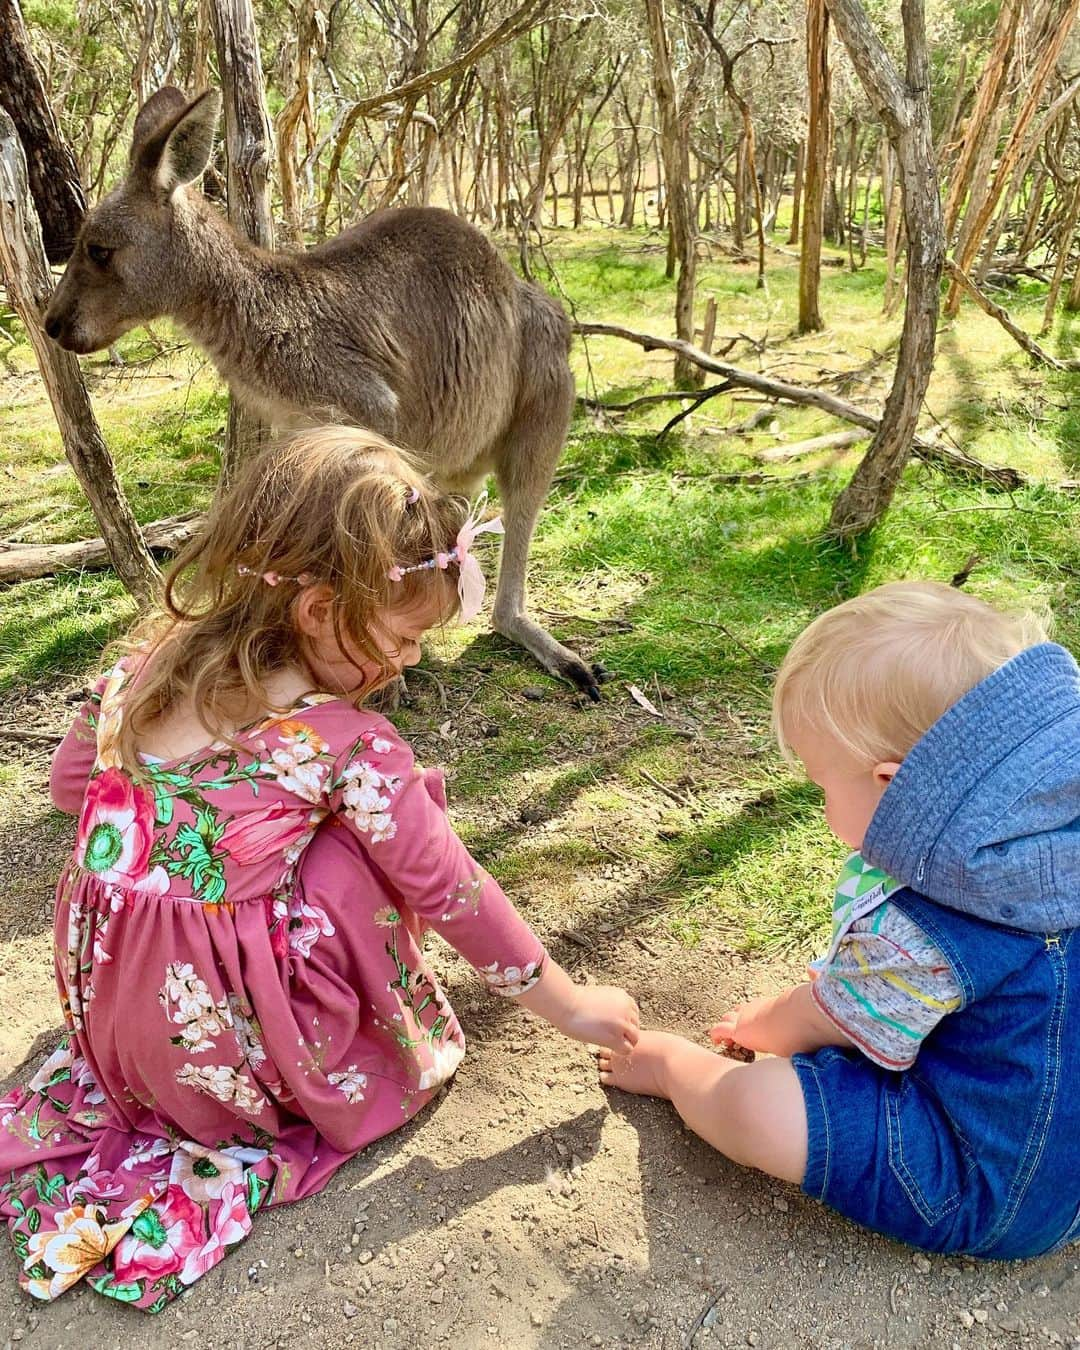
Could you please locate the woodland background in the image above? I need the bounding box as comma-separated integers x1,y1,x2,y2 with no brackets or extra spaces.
1,1,1080,1344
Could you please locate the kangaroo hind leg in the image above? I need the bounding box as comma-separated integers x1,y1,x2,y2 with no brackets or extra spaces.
491,353,606,701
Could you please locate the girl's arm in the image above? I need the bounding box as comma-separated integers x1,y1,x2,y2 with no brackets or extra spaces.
50,678,108,813
710,983,853,1058
329,725,639,1053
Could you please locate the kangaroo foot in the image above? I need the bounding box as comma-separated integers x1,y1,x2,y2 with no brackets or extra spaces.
494,610,608,701
367,675,410,714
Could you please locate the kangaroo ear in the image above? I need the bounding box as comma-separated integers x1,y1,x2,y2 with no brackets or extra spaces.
130,87,189,162
133,90,221,192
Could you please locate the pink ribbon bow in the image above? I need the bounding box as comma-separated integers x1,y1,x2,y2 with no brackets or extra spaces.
454,503,504,623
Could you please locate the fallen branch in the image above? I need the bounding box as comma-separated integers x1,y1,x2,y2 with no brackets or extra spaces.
944,259,1080,371
757,428,868,462
572,321,1024,490
0,512,203,584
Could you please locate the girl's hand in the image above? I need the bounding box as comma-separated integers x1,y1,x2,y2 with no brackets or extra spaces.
561,985,640,1054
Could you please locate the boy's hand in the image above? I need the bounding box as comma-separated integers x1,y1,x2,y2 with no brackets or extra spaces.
561,985,640,1054
709,995,782,1053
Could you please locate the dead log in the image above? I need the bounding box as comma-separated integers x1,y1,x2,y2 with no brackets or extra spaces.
0,109,161,606
757,428,868,461
0,514,202,584
572,320,1023,490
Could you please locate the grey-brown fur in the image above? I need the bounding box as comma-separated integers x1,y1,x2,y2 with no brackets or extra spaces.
44,87,602,697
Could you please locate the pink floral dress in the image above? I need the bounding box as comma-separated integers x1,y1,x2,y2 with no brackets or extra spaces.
0,659,547,1312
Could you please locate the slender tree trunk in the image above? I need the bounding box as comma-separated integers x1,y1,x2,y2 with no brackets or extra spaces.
827,0,944,540
945,0,1080,316
942,0,1020,238
1043,173,1080,329
882,140,904,315
210,0,275,476
0,0,86,263
1019,162,1048,260
275,0,322,245
788,138,805,244
799,0,829,333
0,110,159,605
645,0,701,386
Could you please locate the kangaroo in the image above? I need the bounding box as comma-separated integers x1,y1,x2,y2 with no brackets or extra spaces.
44,86,604,699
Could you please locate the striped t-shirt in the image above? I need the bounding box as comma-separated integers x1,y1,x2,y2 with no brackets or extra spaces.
809,853,963,1070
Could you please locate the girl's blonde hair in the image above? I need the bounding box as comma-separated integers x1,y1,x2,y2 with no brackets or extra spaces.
119,426,469,769
773,580,1049,766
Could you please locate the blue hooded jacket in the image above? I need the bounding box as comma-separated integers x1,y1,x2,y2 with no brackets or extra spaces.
863,641,1080,933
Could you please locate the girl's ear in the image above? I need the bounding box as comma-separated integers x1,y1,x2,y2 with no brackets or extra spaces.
295,584,336,640
873,760,902,789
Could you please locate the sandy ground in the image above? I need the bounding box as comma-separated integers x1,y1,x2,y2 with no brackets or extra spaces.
0,700,1078,1350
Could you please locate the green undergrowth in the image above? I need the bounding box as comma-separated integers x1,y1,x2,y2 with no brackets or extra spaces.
3,229,1080,957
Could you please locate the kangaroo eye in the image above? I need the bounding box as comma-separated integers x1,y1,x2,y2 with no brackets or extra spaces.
86,244,113,267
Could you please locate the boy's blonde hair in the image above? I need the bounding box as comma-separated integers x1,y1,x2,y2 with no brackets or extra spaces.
773,580,1049,766
119,426,469,770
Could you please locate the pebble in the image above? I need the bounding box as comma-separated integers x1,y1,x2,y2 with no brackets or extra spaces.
972,1310,989,1325
530,1312,543,1327
772,1197,789,1213
522,686,547,701
957,1310,975,1329
357,1250,374,1264
430,1288,445,1305
912,1255,932,1274
383,1319,399,1335
343,1302,360,1319
350,1233,360,1247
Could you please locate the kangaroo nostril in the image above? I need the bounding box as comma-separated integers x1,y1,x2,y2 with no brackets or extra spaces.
44,314,61,340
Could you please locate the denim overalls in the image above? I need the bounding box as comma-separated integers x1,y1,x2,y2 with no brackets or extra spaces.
793,642,1080,1257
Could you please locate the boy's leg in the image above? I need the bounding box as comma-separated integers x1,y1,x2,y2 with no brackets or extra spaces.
597,1030,808,1185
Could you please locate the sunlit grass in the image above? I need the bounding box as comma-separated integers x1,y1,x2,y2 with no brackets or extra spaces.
3,227,1079,952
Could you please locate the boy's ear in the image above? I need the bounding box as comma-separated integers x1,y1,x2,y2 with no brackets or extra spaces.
295,584,336,639
873,761,902,788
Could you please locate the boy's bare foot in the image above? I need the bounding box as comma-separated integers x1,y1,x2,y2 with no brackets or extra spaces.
597,1029,688,1099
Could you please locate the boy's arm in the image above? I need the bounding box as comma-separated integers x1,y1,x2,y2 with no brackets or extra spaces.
711,982,853,1058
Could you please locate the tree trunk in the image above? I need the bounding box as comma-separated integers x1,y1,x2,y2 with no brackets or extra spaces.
0,110,160,606
645,0,701,386
788,139,805,245
1042,173,1080,330
209,0,275,477
0,0,86,263
882,140,904,315
1019,162,1048,259
275,0,322,245
826,0,944,540
941,0,1020,239
799,0,829,333
945,0,1080,316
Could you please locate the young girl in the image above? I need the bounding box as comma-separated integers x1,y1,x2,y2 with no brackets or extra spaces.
0,427,639,1312
599,582,1080,1260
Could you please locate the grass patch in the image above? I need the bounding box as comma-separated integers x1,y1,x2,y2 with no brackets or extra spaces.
4,229,1080,954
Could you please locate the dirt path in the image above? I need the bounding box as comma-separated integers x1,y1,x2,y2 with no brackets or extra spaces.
0,711,1078,1350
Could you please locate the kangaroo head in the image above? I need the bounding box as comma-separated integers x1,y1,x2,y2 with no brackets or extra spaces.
44,87,221,353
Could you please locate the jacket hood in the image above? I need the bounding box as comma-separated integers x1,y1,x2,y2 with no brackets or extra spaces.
862,641,1080,933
